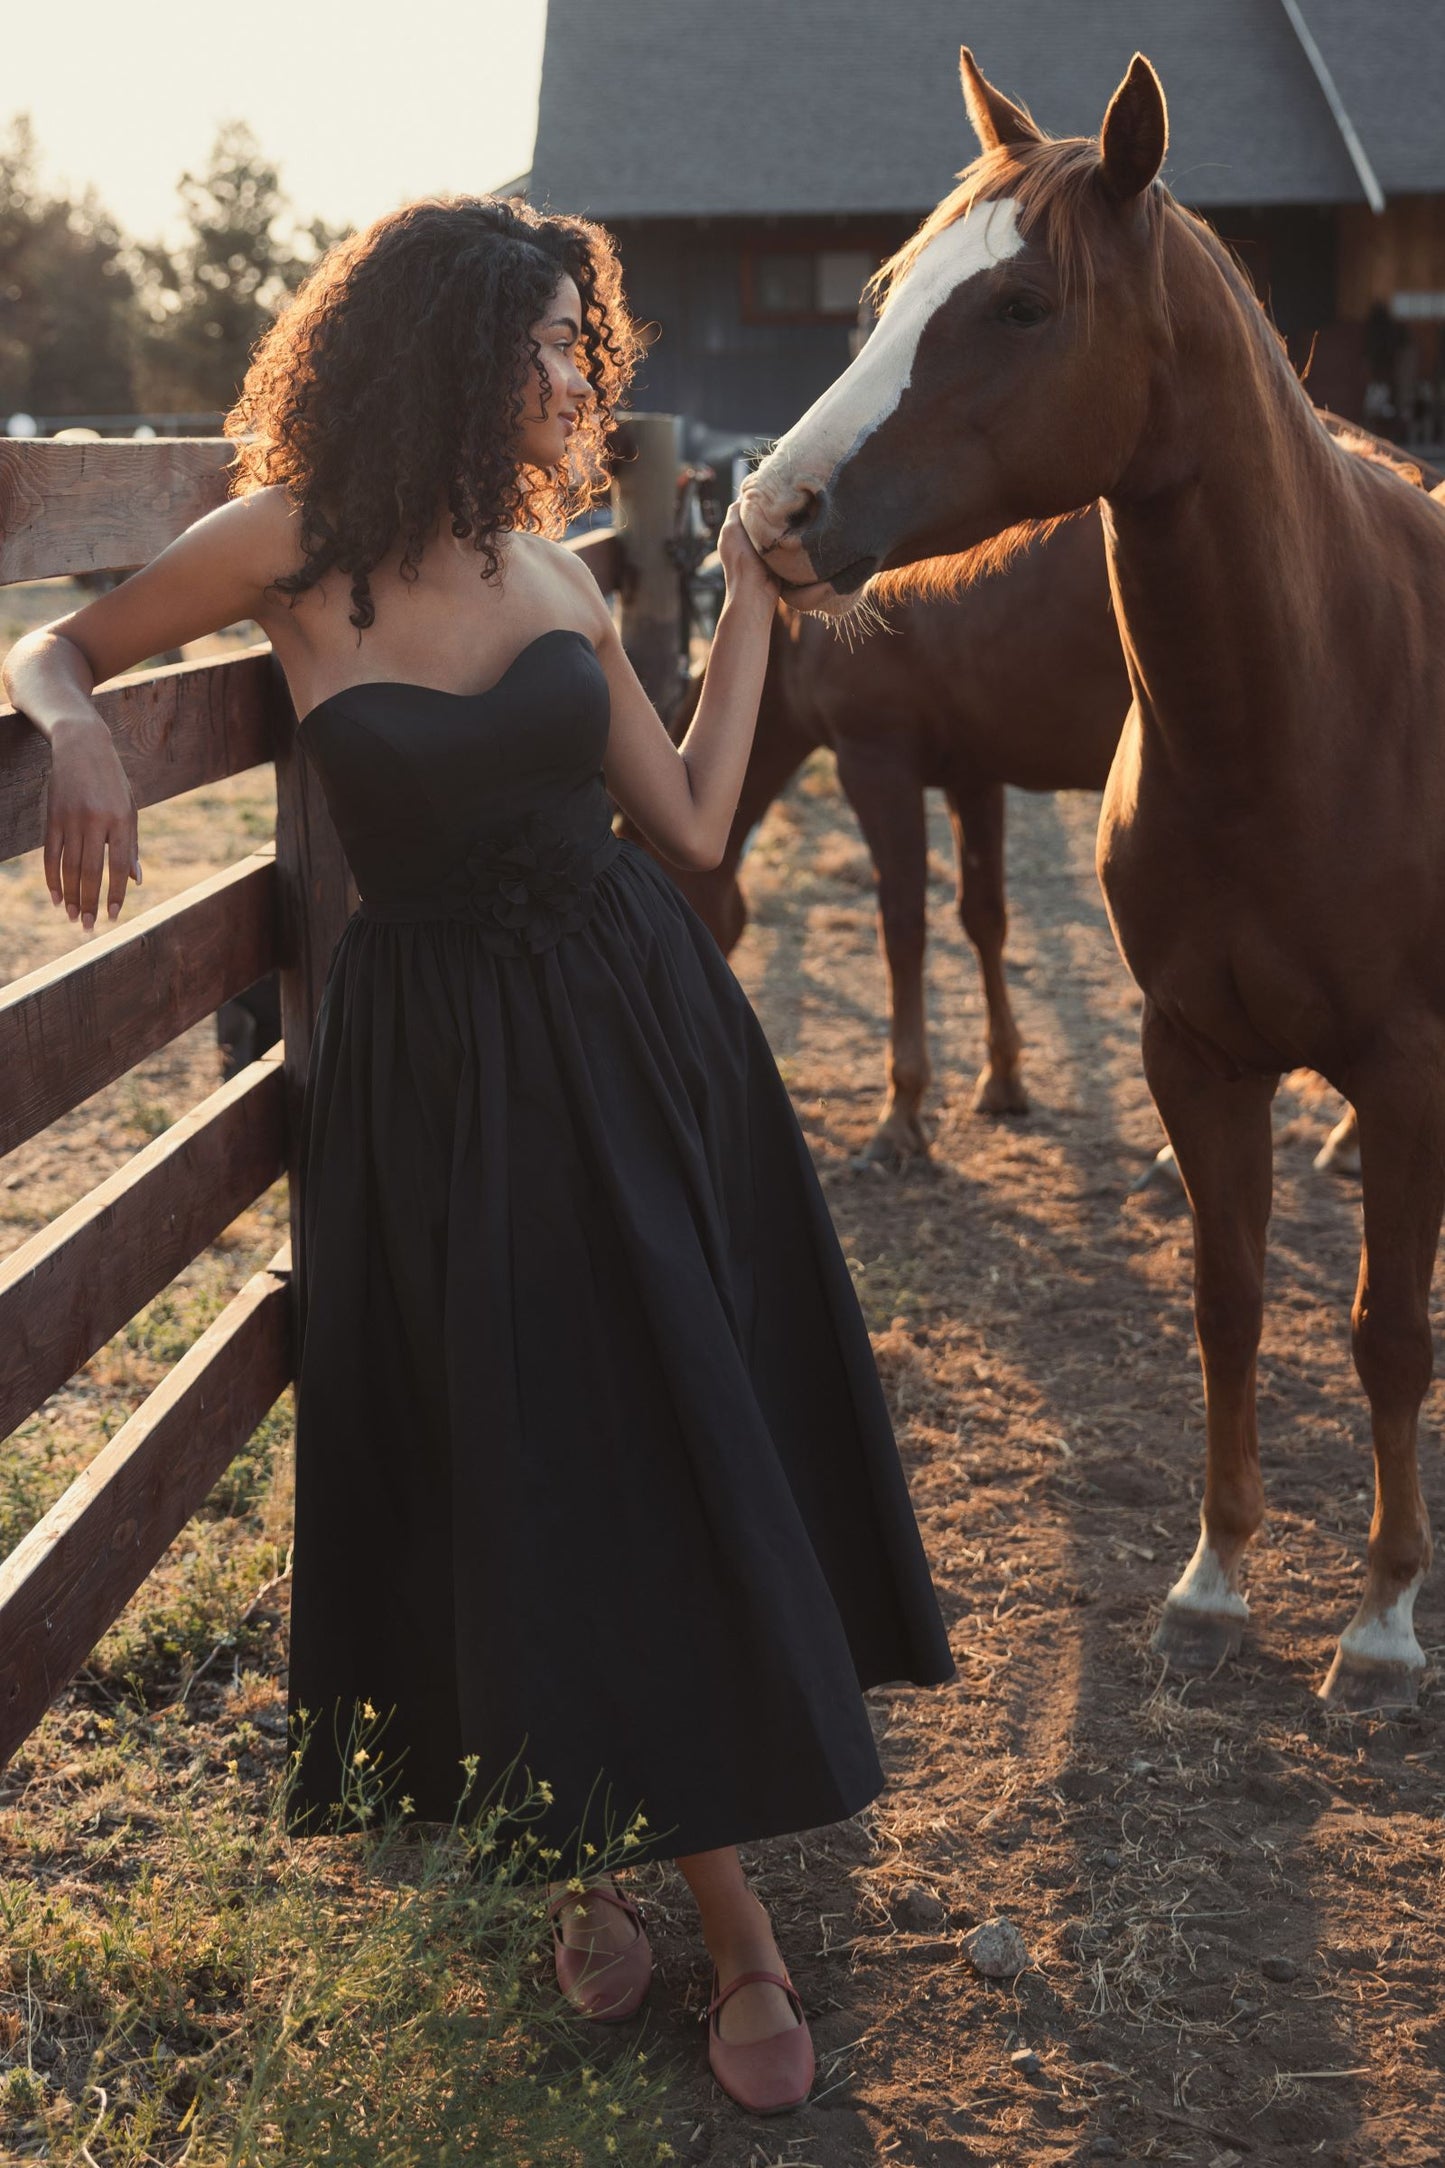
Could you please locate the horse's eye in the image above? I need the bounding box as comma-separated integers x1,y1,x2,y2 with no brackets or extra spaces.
999,294,1050,327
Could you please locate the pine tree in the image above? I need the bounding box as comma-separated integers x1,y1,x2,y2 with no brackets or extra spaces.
0,114,138,418
134,119,347,412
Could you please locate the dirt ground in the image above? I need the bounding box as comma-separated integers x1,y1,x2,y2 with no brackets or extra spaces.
614,759,1444,2167
3,678,1443,2162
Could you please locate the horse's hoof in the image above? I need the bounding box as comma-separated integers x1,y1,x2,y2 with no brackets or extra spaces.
1151,1603,1246,1672
972,1066,1029,1117
1130,1144,1183,1194
1318,1647,1422,1711
852,1120,931,1172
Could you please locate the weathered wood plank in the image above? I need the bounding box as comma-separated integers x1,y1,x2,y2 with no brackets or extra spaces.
563,525,622,596
612,417,686,721
0,437,234,583
0,1051,286,1444
0,1243,293,1769
271,650,356,1360
0,647,275,867
0,851,277,1158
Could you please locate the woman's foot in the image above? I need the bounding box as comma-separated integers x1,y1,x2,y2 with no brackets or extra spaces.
704,1890,801,2043
546,1875,653,2021
676,1845,814,2111
547,1875,640,1959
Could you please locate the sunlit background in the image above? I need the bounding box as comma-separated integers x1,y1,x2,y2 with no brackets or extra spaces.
6,0,545,249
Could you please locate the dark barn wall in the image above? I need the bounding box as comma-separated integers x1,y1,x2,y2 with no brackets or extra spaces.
611,217,911,440
606,202,1406,441
1211,203,1340,365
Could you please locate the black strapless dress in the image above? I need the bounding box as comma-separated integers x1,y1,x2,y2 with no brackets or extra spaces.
284,626,955,1870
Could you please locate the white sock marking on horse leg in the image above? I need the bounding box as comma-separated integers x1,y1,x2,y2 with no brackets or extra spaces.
1337,1573,1426,1669
1165,1528,1250,1620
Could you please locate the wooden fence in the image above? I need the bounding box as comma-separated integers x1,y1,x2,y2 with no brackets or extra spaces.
0,412,682,1771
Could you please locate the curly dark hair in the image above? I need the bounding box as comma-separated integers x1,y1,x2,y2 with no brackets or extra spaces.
223,194,643,631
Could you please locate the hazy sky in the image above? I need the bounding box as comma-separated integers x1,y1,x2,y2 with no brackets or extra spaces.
5,0,547,248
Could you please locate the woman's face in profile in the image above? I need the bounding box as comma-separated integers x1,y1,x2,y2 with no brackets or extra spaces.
514,273,591,469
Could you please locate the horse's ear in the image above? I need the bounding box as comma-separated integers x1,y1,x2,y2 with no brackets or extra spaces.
1100,52,1168,201
960,46,1043,154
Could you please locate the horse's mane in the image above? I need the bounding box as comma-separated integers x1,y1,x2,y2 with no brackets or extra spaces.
1320,424,1435,493
865,510,1088,609
865,134,1166,331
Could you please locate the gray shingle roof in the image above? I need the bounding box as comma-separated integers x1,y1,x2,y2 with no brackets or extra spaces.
530,0,1445,217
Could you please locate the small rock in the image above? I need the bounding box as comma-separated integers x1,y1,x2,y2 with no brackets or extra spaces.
1260,1955,1297,1983
1230,2000,1260,2022
964,1916,1030,1979
1090,2139,1124,2160
1100,1849,1122,1870
891,1883,947,1932
1009,2047,1042,2077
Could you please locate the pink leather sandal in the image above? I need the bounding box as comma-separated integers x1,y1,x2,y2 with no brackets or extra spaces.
547,1881,653,2022
704,1962,815,2114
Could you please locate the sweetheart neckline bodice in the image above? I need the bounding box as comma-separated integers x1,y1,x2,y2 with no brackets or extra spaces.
296,626,597,733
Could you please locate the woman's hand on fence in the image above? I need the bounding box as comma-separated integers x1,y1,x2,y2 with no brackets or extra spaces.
44,715,141,930
716,501,781,617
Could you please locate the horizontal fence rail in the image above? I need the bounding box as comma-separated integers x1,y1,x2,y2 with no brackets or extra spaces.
0,647,276,866
0,437,234,584
0,1242,293,1765
563,526,623,595
0,1050,286,1444
0,849,278,1157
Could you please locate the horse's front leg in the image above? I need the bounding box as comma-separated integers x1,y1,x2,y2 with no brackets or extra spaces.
1320,1052,1440,1707
1142,1003,1279,1671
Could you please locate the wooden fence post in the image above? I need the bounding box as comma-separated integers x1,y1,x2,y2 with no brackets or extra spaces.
611,412,683,723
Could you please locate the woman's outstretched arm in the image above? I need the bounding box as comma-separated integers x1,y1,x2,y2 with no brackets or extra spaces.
1,489,287,929
588,503,780,871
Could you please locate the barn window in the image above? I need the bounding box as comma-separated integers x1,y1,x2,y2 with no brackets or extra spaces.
742,247,875,324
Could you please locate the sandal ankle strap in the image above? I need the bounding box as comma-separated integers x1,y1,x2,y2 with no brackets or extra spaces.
705,1964,802,2023
547,1882,642,1928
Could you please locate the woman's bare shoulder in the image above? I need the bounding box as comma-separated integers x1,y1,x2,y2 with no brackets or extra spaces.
507,529,614,635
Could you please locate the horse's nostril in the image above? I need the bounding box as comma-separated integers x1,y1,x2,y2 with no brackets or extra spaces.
785,488,820,537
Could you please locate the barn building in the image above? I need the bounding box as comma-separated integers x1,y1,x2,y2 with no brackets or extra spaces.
527,0,1445,454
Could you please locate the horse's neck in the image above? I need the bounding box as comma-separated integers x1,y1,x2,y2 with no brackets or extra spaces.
1103,214,1351,774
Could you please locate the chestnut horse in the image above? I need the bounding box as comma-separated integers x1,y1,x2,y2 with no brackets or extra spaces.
741,49,1445,1707
623,512,1126,1165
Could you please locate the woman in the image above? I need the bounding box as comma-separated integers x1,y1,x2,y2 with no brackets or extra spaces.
1,195,955,2117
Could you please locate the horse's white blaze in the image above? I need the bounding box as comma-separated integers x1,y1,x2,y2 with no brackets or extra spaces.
742,197,1026,547
1164,1530,1250,1619
1337,1573,1426,1668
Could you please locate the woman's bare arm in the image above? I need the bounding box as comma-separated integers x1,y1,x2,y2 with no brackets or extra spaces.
589,504,779,870
1,488,290,929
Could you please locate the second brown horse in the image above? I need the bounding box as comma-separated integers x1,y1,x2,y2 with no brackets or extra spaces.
622,509,1124,1165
